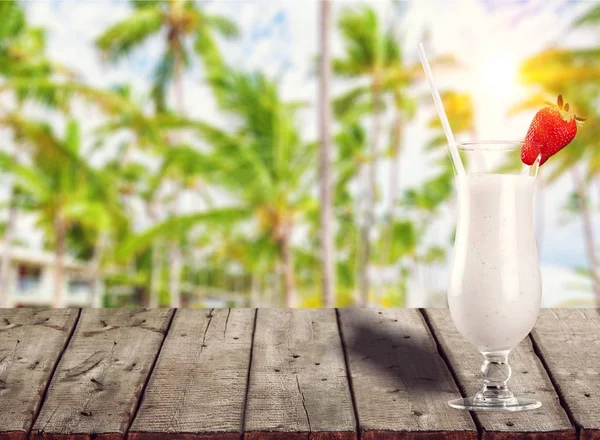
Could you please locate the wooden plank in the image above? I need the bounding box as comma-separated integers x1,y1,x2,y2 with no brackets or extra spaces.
424,309,575,440
244,309,356,440
0,308,79,440
129,308,256,440
530,309,600,440
30,308,173,440
338,308,477,440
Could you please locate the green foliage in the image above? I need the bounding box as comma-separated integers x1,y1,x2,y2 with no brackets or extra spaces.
96,0,238,111
0,117,126,257
95,7,163,62
574,4,600,27
374,219,418,263
3,1,597,308
335,7,399,76
117,208,249,259
402,170,453,214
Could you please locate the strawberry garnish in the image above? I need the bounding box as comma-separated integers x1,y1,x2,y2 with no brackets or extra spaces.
521,94,585,166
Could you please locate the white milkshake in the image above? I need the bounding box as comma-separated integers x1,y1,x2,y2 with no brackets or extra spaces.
448,173,542,353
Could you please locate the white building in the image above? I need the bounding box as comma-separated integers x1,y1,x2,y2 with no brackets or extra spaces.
0,245,102,308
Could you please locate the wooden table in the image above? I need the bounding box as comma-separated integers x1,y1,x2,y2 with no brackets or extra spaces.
0,308,598,440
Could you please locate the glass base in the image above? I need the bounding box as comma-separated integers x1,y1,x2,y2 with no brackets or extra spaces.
448,396,542,412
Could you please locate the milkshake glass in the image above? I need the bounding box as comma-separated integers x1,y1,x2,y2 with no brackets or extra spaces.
448,141,542,411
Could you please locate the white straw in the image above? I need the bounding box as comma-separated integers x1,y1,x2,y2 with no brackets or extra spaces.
417,43,466,176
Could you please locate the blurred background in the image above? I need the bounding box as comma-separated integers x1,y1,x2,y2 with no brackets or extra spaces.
0,0,598,309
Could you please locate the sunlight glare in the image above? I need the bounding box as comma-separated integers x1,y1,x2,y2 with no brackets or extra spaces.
477,52,518,100
471,50,524,138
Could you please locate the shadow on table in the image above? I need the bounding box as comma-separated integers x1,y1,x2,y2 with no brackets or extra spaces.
344,322,450,391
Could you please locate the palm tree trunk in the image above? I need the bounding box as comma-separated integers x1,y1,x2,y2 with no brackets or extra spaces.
166,38,185,309
571,168,600,305
173,40,185,114
146,203,163,308
357,223,370,307
358,80,382,307
388,114,403,221
52,215,66,308
279,227,297,307
149,240,163,308
384,113,403,263
168,242,182,308
1,146,21,307
90,232,108,307
596,178,600,211
370,79,382,205
318,0,335,308
0,194,17,307
250,271,261,307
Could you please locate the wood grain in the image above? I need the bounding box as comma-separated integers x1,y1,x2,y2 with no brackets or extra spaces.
30,308,173,440
129,308,256,440
0,308,79,440
424,309,575,440
338,308,477,440
244,309,356,440
530,309,600,440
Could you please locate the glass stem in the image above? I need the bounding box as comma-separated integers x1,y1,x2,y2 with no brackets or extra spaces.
475,350,517,404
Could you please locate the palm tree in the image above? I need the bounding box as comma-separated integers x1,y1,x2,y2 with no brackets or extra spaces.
518,37,600,304
83,82,243,307
0,0,67,305
201,72,316,307
119,71,315,307
572,6,600,303
99,151,163,306
333,7,455,305
398,91,474,305
0,116,123,307
318,0,335,307
333,7,401,304
333,122,366,305
96,0,239,307
96,0,238,112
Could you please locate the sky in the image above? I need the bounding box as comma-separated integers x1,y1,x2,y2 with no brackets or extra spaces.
15,0,599,305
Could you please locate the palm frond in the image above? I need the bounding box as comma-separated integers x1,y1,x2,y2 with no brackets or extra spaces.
151,51,175,112
193,121,274,196
0,152,50,201
0,115,120,211
0,78,139,114
520,48,600,88
507,93,549,115
205,14,239,38
116,207,250,259
544,142,586,183
65,119,81,154
0,0,25,42
333,85,370,119
95,7,163,62
194,19,224,70
336,7,379,72
382,29,401,66
573,4,600,27
130,0,164,9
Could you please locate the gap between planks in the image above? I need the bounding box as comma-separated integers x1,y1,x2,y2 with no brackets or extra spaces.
335,308,361,439
241,308,259,440
26,308,83,440
123,308,177,440
421,308,578,440
23,308,580,440
529,321,582,440
418,308,484,438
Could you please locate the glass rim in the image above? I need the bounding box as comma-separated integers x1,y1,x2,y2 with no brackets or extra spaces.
457,141,535,151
